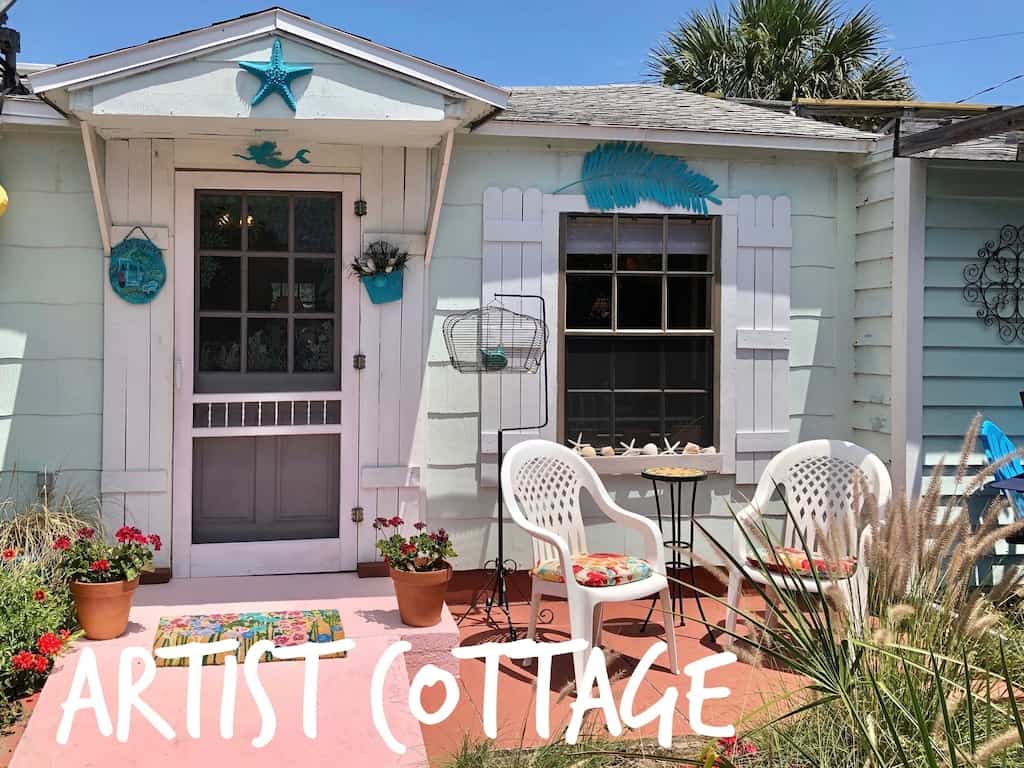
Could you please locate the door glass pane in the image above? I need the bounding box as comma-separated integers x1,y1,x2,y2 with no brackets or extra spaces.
246,196,289,251
295,319,334,372
617,276,662,328
667,276,711,329
198,255,241,311
566,275,612,329
247,318,288,372
294,197,336,253
199,318,241,371
199,194,242,250
294,259,335,313
248,258,289,312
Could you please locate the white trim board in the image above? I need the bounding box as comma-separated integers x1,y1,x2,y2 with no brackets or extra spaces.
474,120,875,155
29,9,508,108
0,96,70,127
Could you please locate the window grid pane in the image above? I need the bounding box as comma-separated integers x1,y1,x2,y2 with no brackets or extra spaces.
563,213,715,448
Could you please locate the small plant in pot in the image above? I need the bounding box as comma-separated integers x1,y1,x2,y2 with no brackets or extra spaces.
375,517,455,627
351,240,409,305
53,526,160,640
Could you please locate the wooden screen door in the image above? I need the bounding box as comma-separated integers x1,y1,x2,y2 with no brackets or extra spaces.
172,172,361,578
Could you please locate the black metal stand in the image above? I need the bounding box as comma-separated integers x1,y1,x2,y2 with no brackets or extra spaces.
456,295,549,641
640,470,713,641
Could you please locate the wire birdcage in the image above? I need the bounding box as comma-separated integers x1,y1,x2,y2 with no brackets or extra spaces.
443,301,548,374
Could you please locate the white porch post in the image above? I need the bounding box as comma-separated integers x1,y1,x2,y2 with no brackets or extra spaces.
890,157,927,498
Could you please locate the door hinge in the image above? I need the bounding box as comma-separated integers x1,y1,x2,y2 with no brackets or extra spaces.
350,506,364,523
353,353,366,370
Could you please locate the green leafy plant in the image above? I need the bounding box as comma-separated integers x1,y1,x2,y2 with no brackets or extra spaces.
351,240,410,277
374,516,454,572
53,525,159,584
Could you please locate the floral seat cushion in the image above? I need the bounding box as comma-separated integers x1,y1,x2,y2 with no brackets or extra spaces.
532,552,653,587
748,545,857,580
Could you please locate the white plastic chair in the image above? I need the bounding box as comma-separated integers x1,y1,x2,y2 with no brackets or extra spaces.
724,440,891,639
501,440,679,687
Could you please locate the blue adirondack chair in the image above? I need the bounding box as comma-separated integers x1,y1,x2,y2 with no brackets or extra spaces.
979,419,1024,520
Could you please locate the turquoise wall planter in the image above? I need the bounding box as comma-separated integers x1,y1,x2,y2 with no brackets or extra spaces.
361,271,404,304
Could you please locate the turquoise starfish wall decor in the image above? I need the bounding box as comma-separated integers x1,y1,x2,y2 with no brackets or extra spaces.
238,38,313,112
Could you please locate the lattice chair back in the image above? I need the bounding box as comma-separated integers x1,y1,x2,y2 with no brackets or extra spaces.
503,442,593,567
757,440,892,555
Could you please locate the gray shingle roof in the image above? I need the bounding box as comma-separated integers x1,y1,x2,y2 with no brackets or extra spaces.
497,85,877,142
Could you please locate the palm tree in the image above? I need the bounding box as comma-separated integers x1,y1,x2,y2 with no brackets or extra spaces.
650,0,914,102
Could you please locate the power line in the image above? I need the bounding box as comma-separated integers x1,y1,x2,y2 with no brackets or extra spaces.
957,73,1024,103
894,30,1024,52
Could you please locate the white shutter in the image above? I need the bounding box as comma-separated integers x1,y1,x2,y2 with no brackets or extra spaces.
480,187,544,485
728,195,793,484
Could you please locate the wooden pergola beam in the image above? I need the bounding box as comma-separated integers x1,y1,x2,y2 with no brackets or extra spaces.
896,105,1024,157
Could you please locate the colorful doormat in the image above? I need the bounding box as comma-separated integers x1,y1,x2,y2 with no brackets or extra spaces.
153,609,345,667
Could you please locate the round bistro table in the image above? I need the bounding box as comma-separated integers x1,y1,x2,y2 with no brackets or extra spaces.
639,465,712,639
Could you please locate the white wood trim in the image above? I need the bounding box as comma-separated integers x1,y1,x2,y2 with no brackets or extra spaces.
735,431,790,452
483,219,544,244
100,470,167,494
30,9,508,107
173,171,361,578
424,129,454,266
474,120,874,154
192,425,344,438
542,192,738,218
0,96,70,126
890,158,927,497
361,465,421,489
81,123,112,257
192,390,343,403
719,214,738,475
736,329,792,350
189,539,343,578
109,224,169,251
584,453,723,475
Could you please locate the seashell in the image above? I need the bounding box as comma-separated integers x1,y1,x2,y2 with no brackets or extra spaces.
641,442,659,456
683,442,701,454
600,446,615,457
618,439,640,456
579,445,597,458
700,446,717,454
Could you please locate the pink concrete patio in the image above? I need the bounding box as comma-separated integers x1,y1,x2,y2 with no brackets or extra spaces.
11,575,796,768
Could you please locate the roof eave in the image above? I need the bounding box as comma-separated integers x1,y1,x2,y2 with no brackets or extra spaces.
474,119,876,154
28,8,509,109
0,96,72,127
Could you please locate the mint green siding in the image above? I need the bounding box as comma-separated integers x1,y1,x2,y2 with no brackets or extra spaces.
0,129,103,500
427,134,859,566
922,162,1024,480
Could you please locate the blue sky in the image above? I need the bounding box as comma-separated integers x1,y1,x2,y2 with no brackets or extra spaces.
12,0,1024,104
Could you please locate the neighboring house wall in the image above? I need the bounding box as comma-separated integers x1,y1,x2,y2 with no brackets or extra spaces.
852,151,895,465
426,134,859,568
921,162,1024,487
0,128,104,502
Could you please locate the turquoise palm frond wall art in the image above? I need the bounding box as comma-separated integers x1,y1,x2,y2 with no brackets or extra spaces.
556,142,721,214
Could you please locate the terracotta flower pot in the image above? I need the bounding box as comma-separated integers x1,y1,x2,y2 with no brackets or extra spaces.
70,577,140,640
389,565,452,627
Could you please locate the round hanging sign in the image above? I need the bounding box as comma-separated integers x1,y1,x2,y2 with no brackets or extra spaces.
109,236,166,304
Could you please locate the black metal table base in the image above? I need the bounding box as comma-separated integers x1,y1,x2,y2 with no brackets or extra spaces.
640,475,713,641
455,558,519,641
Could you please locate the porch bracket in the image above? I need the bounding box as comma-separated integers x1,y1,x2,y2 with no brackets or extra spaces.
424,129,454,266
80,122,112,256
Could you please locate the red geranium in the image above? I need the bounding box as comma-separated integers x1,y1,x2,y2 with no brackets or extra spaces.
89,559,110,572
37,632,63,656
2,548,15,560
33,655,48,673
148,534,162,551
54,524,158,584
33,589,46,602
77,527,95,539
388,516,404,528
52,536,70,551
11,651,35,671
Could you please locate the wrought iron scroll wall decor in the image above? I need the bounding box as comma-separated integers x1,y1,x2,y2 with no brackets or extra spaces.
963,224,1024,344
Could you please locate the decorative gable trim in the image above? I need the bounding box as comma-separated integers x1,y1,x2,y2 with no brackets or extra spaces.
29,9,508,108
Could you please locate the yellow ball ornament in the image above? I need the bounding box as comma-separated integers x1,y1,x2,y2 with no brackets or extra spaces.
0,183,7,218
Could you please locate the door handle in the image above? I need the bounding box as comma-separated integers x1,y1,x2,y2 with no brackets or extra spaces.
174,356,183,391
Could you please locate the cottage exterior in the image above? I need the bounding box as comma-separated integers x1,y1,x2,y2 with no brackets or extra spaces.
0,8,1018,577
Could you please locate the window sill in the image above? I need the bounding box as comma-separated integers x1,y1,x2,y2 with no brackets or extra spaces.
583,452,723,476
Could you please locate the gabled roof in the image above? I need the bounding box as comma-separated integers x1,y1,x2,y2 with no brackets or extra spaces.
28,7,508,108
476,84,877,151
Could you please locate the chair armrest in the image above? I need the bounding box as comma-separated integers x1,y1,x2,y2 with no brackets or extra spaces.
731,503,764,563
591,489,666,570
507,513,575,580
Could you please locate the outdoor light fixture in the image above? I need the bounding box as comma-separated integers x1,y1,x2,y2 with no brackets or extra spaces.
354,198,367,217
0,0,23,96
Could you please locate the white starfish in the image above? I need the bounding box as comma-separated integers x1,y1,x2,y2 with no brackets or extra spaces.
568,432,592,454
618,439,640,457
661,438,681,455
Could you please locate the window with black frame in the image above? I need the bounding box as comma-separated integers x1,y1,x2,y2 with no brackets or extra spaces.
562,214,716,449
